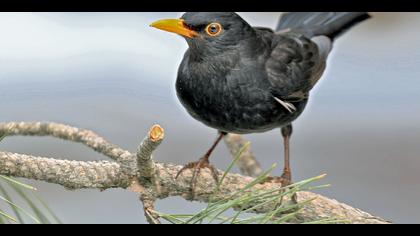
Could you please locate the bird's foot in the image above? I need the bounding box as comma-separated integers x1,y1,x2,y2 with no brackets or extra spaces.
280,170,293,187
261,170,292,186
261,173,297,204
175,157,219,199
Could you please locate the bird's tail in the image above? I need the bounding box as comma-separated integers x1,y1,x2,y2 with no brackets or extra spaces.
276,12,371,40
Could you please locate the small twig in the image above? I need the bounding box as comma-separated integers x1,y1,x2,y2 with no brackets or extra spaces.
142,200,161,224
129,178,161,224
223,134,263,177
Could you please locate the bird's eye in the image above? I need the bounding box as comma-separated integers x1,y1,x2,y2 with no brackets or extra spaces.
205,23,222,36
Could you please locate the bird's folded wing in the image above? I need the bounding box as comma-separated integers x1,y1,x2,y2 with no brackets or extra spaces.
264,34,327,102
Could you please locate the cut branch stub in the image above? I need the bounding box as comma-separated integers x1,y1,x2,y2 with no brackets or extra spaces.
137,124,165,179
135,125,164,224
149,125,165,142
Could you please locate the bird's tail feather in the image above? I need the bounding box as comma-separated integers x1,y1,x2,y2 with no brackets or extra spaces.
276,12,371,40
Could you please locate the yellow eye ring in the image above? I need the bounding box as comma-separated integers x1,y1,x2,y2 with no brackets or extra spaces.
205,23,222,36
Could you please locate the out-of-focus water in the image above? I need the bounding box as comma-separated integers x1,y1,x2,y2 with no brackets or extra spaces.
0,12,419,223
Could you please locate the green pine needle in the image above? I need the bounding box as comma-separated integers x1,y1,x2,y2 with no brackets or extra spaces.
0,176,60,224
10,184,50,224
154,149,336,224
215,141,251,191
0,132,6,143
0,210,18,223
0,183,25,223
0,195,40,223
0,175,37,191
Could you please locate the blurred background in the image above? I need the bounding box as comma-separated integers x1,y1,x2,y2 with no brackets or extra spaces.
0,12,419,223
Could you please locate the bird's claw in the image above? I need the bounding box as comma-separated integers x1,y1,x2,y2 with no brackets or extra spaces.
280,171,292,186
261,175,297,204
175,157,219,199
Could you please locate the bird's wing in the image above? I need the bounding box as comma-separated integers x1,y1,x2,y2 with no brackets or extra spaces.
266,12,369,112
264,33,328,103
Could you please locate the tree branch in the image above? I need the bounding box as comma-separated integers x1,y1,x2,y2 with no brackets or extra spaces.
0,151,130,190
0,122,135,172
0,122,390,224
223,133,263,177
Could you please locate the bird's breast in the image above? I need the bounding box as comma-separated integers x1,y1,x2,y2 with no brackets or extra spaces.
176,62,307,134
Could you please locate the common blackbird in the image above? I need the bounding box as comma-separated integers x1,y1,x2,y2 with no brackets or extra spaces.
151,12,371,192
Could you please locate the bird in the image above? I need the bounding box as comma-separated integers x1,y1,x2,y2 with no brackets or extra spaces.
150,12,371,193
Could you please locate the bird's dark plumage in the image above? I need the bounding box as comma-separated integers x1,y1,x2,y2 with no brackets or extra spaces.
175,12,370,134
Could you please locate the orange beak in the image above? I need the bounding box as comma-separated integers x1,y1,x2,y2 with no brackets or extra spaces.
150,19,198,38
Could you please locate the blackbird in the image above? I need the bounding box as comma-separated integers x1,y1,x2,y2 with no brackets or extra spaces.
151,12,371,191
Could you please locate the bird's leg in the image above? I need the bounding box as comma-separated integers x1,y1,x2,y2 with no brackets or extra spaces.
279,124,298,204
260,124,297,205
175,131,226,198
280,124,293,186
261,124,294,186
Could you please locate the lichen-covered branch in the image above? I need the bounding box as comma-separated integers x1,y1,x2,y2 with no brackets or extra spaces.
0,151,130,190
0,122,390,224
0,122,135,172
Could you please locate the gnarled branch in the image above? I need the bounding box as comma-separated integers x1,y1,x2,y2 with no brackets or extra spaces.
0,122,135,173
0,122,390,224
0,151,130,190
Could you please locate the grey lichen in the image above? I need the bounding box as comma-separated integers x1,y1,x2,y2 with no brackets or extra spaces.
0,122,390,224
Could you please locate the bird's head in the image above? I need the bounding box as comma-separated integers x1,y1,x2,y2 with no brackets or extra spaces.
150,12,255,57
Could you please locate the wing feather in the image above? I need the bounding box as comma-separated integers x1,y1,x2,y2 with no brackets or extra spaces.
265,34,326,101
